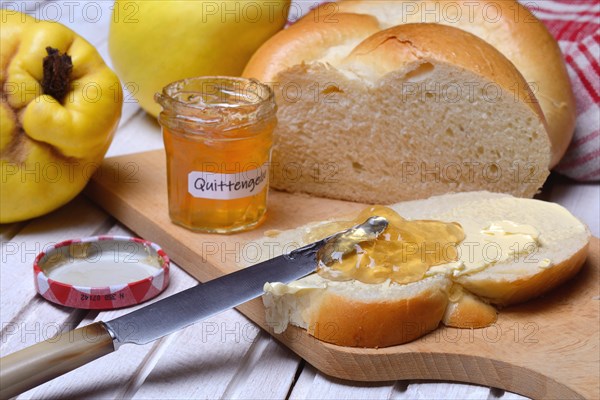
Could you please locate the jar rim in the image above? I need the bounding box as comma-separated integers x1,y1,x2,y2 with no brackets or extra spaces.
155,76,277,133
155,76,275,112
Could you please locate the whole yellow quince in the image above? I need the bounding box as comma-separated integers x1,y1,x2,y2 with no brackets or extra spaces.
1,10,123,223
109,0,290,117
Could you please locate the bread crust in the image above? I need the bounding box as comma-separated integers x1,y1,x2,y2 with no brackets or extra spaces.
345,23,546,126
458,241,590,306
443,290,498,328
243,13,381,82
303,0,575,166
310,287,449,347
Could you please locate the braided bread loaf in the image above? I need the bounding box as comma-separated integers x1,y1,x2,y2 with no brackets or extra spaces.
243,1,575,204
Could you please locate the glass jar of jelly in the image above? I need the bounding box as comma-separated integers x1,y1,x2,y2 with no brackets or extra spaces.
155,77,276,233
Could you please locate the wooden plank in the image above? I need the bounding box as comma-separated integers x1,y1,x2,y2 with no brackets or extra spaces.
290,364,397,400
18,224,198,399
545,175,600,236
94,38,144,132
106,111,164,158
289,363,318,400
400,382,491,399
291,368,494,400
220,334,300,399
499,391,530,400
0,197,112,355
86,150,600,399
0,222,25,243
132,311,266,399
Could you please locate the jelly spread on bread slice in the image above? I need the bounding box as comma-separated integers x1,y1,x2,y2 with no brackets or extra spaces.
306,206,464,284
307,206,542,284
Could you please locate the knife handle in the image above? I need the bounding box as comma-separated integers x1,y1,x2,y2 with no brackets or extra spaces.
0,322,115,400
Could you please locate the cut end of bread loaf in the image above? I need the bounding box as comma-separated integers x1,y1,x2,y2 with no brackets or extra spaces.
246,23,551,204
253,192,591,348
297,0,576,166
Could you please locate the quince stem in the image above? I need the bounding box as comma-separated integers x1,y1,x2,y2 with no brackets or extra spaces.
42,47,72,103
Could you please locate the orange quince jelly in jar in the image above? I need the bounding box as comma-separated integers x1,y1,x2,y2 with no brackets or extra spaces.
155,77,276,233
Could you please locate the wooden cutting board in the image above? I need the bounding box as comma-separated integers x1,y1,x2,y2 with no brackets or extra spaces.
86,150,599,400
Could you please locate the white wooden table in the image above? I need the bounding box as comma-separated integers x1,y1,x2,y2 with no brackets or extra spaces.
1,2,598,399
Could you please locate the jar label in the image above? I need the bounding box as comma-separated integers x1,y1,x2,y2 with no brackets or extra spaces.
188,164,269,200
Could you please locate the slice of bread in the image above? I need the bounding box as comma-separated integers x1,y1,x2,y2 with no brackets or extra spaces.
242,192,590,348
244,23,551,204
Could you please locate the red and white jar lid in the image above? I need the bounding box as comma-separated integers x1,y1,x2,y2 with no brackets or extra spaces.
34,236,170,309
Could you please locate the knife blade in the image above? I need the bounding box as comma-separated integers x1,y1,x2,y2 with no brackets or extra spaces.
0,216,388,399
105,215,388,346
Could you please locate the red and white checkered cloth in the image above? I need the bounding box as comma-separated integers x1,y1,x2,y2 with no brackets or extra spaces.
530,0,600,181
296,0,600,181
